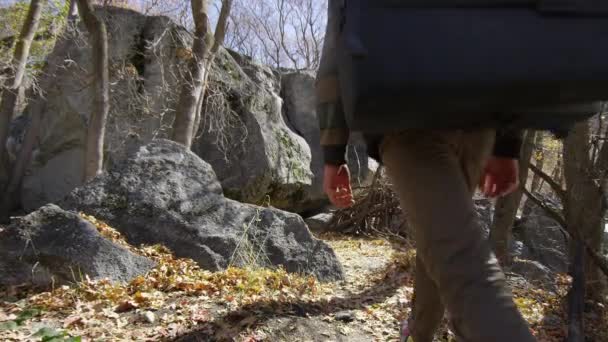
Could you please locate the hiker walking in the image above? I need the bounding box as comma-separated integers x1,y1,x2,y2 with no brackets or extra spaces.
317,0,604,341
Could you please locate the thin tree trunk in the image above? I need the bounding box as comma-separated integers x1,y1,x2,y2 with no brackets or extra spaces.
564,121,606,298
76,0,110,181
172,0,212,148
192,87,205,140
172,0,233,148
192,0,233,140
566,238,586,342
0,0,44,182
551,154,563,187
530,132,545,193
211,0,233,55
490,131,536,265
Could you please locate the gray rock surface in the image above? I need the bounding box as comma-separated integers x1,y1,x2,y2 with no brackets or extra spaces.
514,202,568,273
509,259,554,288
64,140,344,282
13,8,313,213
280,72,377,210
280,71,325,210
192,52,313,212
0,204,154,286
17,8,190,211
305,213,334,233
508,240,531,259
473,197,564,274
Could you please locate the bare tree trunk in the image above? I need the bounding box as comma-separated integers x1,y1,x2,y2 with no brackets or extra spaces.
172,0,212,148
490,131,536,265
192,0,233,140
564,122,606,298
193,0,233,138
551,154,563,187
530,132,545,193
172,0,233,148
76,0,110,181
566,238,586,342
212,0,233,55
0,0,44,185
192,87,205,140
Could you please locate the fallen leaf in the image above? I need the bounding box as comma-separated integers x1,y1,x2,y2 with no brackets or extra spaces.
115,301,138,313
190,308,209,323
134,291,152,304
63,315,83,328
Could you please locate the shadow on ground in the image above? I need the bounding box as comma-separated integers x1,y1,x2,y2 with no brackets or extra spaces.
170,254,413,342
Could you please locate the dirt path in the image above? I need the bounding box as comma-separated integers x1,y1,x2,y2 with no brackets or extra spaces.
177,234,417,342
3,232,598,342
1,233,419,342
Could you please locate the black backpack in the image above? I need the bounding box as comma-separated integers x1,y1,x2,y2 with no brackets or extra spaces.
337,0,608,134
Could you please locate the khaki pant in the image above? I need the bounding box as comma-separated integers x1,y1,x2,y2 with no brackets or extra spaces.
381,130,535,342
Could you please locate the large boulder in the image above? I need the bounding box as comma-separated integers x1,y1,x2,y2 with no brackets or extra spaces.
63,140,344,282
192,51,313,212
279,71,325,210
305,213,334,233
13,8,313,213
509,259,555,290
280,72,377,211
514,201,568,273
0,204,154,286
15,8,190,211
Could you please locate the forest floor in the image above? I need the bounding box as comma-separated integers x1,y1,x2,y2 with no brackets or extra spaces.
1,217,607,342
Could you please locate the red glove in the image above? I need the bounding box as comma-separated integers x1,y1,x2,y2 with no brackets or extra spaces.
323,164,355,208
480,157,520,198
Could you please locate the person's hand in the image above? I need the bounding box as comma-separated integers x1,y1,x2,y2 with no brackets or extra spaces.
323,164,354,208
480,157,520,198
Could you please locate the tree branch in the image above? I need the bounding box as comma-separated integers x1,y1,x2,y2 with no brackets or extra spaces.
585,243,608,280
522,187,567,227
529,163,567,203
211,0,233,54
76,0,110,180
524,188,608,279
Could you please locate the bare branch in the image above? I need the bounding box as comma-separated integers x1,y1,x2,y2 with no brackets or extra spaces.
585,243,608,279
524,187,608,279
522,187,567,227
529,163,567,203
211,0,233,54
172,0,213,147
223,0,326,69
